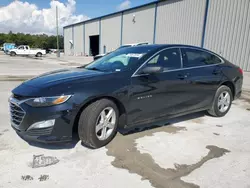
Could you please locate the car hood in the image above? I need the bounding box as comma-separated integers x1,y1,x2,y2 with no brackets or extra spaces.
22,68,106,88
12,67,128,97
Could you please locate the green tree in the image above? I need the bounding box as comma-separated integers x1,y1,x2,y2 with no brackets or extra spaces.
0,32,64,50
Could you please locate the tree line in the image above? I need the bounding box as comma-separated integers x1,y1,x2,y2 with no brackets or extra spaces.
0,31,64,50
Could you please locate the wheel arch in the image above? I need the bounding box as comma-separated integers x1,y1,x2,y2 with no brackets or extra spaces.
220,81,235,99
36,52,42,56
72,96,127,133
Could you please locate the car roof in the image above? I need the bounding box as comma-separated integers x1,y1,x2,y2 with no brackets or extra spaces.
130,44,224,60
132,44,200,48
130,44,214,52
121,43,140,46
123,42,149,45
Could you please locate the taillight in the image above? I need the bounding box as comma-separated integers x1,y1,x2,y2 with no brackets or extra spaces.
238,68,243,75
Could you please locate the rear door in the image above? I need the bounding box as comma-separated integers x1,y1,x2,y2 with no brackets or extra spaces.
177,47,223,113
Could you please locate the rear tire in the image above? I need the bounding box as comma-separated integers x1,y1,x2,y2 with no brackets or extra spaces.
36,52,42,57
207,85,233,117
78,99,118,149
10,52,16,56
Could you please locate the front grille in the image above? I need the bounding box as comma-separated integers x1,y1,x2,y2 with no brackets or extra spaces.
9,102,25,128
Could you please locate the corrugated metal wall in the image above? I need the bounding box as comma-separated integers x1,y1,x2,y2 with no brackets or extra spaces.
63,27,73,55
204,0,250,71
85,21,99,56
64,0,250,71
100,14,122,54
73,24,84,55
156,0,206,46
122,5,155,44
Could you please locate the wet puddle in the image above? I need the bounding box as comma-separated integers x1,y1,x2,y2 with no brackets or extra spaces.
106,125,230,188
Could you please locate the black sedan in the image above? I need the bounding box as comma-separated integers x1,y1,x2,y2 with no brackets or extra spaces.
9,44,243,148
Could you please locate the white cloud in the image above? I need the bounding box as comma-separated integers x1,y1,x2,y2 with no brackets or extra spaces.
117,0,131,11
0,0,89,35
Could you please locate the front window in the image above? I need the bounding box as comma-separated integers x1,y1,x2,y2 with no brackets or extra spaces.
84,46,154,72
140,48,182,72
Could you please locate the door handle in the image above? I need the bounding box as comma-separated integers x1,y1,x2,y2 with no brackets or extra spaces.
212,69,221,75
177,74,188,80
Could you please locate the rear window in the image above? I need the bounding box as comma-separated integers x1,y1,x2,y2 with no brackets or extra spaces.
182,48,221,68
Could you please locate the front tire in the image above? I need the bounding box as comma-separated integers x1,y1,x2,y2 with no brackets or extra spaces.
78,99,118,149
10,52,16,56
36,52,42,57
207,85,233,117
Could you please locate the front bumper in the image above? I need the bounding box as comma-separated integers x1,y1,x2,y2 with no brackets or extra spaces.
9,97,75,143
12,124,72,143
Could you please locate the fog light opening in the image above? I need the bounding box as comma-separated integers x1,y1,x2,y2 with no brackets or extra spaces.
28,119,55,130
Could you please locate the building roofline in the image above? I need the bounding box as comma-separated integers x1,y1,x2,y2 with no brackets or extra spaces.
63,0,166,28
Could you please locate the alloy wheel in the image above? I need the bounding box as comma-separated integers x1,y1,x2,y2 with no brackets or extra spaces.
218,91,230,113
95,107,116,141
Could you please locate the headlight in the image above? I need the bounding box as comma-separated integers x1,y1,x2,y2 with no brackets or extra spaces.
24,95,71,107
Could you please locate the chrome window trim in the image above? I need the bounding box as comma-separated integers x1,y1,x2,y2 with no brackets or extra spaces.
131,46,224,78
179,48,183,68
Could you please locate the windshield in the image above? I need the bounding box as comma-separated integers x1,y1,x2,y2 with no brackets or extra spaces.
85,46,154,72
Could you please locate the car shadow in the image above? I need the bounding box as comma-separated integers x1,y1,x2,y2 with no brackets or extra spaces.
24,55,43,60
21,111,206,150
119,111,206,135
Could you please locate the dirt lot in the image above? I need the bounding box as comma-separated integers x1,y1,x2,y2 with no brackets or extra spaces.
0,55,250,188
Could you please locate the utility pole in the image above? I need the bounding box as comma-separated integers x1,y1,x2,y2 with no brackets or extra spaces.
56,6,60,57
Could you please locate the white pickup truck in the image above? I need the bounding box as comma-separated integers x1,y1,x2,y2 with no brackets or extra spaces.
9,45,46,57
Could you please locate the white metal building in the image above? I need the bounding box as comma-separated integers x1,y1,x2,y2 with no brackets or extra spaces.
63,0,250,71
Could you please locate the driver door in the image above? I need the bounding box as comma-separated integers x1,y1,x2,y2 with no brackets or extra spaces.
23,46,29,55
17,46,25,55
127,48,188,126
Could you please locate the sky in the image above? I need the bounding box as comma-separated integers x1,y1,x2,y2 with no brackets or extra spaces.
0,0,155,35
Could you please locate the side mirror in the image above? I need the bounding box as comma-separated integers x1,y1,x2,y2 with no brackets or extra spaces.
141,66,163,74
